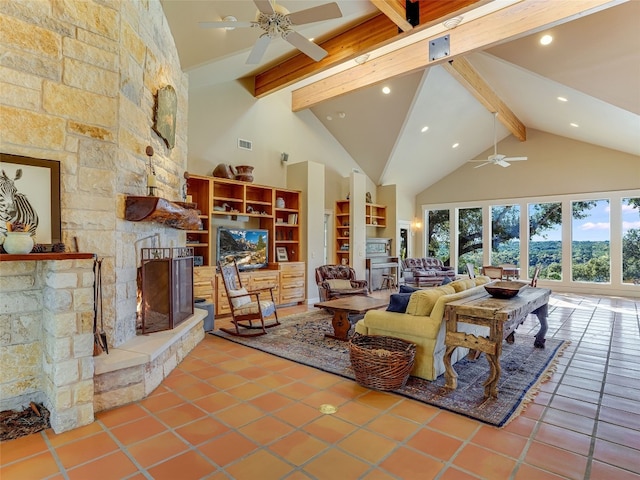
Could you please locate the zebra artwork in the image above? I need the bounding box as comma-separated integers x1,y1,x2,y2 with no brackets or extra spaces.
0,169,39,237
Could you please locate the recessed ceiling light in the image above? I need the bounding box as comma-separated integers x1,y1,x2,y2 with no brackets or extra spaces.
354,54,369,65
308,37,314,42
570,122,579,127
421,126,429,133
326,115,333,121
540,34,553,45
557,96,568,102
338,112,346,119
452,143,459,149
382,86,391,95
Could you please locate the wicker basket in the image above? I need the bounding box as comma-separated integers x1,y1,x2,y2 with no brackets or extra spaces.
349,334,416,391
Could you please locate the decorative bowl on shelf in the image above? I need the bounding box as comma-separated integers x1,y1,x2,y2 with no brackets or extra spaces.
484,281,529,299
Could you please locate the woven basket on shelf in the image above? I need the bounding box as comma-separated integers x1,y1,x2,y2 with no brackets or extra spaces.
349,334,416,391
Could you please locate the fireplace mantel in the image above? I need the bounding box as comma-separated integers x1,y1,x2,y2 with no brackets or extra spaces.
125,196,202,230
0,252,96,262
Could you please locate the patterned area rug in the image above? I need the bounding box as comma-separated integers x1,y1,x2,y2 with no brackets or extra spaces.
212,310,567,427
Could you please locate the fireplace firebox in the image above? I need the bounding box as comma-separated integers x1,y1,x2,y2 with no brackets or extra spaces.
138,247,194,334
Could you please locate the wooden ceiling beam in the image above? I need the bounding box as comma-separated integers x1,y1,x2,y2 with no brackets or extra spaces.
371,0,413,32
291,0,622,112
443,57,526,141
254,0,482,98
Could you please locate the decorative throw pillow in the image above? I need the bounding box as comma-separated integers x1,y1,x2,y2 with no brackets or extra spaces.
229,287,251,308
399,284,420,293
406,288,447,316
386,293,412,313
326,279,353,290
441,276,452,285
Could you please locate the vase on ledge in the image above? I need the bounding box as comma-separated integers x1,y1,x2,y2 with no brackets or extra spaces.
234,165,254,183
3,232,34,254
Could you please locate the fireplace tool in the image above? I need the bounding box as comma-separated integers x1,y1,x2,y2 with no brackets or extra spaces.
93,258,108,355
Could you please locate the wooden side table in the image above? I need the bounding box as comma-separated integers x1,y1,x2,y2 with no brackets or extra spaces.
443,287,551,398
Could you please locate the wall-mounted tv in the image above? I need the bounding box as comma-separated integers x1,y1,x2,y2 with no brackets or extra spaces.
217,227,268,271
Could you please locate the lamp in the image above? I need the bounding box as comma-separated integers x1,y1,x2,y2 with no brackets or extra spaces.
145,146,157,196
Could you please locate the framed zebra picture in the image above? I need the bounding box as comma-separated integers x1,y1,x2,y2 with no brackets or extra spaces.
0,153,61,245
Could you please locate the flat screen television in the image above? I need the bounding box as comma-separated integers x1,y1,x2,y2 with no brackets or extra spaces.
217,227,268,270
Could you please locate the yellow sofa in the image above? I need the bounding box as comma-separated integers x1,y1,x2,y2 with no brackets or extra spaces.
354,276,491,381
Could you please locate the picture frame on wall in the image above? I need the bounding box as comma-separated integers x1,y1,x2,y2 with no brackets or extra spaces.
0,153,62,246
276,247,289,262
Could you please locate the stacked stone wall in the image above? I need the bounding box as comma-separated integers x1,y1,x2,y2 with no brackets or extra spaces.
0,0,188,349
0,258,95,433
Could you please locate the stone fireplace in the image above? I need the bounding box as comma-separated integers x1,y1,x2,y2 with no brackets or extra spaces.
0,0,203,433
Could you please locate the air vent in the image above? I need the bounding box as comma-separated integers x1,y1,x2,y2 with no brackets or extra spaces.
238,138,252,151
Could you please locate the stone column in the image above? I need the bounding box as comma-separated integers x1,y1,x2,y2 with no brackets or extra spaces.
40,259,96,433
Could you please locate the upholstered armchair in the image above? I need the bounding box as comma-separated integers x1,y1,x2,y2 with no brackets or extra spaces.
315,265,369,301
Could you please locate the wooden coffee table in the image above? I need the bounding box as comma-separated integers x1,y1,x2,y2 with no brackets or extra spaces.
314,296,388,341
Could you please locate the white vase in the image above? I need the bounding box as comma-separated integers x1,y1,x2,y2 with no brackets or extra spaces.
276,197,285,209
3,232,34,254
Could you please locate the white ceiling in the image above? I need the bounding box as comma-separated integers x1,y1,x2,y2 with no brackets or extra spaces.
161,0,640,197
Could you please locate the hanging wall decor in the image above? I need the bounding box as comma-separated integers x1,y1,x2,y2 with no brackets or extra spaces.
153,85,177,149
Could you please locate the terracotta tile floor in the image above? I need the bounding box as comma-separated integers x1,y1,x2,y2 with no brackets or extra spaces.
1,292,639,479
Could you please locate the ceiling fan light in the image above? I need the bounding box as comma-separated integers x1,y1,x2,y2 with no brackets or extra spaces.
222,15,237,30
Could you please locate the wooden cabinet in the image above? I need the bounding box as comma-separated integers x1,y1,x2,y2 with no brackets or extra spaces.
186,174,305,316
366,203,386,227
274,188,300,262
335,200,350,264
193,266,216,302
278,262,306,304
185,174,212,266
186,174,301,267
335,200,387,263
214,266,306,316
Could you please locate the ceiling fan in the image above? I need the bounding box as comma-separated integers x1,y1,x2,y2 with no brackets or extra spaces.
470,112,528,168
199,0,342,65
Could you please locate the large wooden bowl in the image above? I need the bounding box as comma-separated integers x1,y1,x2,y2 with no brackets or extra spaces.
484,281,529,299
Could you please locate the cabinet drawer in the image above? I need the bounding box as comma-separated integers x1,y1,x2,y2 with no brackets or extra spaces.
279,287,305,304
279,262,304,273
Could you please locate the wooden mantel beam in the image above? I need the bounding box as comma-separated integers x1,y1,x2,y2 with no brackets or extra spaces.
254,0,482,98
371,0,413,32
292,0,624,112
443,56,526,141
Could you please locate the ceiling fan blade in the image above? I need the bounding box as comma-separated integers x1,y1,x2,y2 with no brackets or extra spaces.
253,0,275,15
288,2,342,25
496,160,511,168
504,156,528,161
285,31,328,61
199,21,254,29
246,35,271,64
474,162,491,169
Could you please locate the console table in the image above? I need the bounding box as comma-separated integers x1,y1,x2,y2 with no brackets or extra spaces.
443,287,551,398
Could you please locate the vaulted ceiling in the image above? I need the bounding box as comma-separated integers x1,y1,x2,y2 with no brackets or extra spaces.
162,0,640,197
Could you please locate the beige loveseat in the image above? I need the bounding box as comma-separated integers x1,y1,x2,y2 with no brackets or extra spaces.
354,276,491,381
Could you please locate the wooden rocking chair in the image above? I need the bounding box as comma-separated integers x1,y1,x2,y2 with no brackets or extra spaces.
217,260,280,337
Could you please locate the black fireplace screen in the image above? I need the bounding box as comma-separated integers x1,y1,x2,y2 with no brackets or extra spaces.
139,247,194,334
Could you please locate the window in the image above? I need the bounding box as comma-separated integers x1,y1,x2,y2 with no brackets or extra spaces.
571,199,610,283
622,197,640,284
427,209,450,265
528,202,562,280
422,190,638,292
491,205,520,266
458,207,482,274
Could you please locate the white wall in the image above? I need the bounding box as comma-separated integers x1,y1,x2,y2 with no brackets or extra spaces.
187,81,364,189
